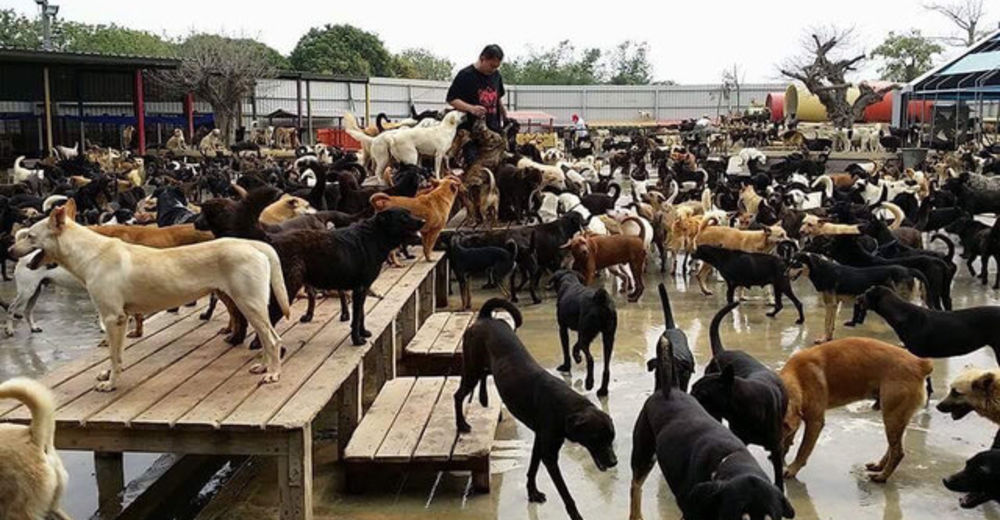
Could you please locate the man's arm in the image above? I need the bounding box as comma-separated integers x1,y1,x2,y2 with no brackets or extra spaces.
449,98,484,116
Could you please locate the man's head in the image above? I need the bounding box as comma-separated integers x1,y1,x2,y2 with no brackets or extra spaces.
476,44,504,74
572,114,579,122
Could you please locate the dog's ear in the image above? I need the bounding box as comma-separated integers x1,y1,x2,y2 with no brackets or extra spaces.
64,198,77,221
559,239,574,250
973,372,996,394
645,358,657,372
50,205,67,230
687,481,720,512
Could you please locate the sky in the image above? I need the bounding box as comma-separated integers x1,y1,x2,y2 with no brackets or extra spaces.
1,0,992,84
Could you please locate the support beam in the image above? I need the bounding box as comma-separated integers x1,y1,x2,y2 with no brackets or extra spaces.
133,69,146,155
76,70,85,149
42,66,53,155
184,92,194,141
94,451,124,518
364,83,371,125
296,77,303,131
306,79,313,146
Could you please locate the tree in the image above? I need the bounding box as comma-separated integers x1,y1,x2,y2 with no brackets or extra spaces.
290,24,394,76
0,9,41,48
605,40,653,85
153,33,276,144
718,64,746,115
871,30,943,82
503,41,603,85
58,22,176,57
924,0,991,46
780,27,895,128
393,48,453,81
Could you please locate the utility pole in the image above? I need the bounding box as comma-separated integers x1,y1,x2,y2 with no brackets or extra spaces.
36,0,60,51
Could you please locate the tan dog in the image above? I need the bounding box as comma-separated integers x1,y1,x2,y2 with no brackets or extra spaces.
199,128,225,155
694,224,787,294
9,200,290,391
259,194,314,225
370,176,462,261
781,337,932,482
0,377,69,520
738,184,763,216
938,369,1000,426
563,228,647,302
166,128,187,151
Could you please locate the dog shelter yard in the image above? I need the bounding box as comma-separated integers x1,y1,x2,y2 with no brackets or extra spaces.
5,1,1000,519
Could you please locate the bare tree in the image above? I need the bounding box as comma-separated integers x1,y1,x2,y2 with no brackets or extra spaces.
720,64,745,114
924,0,990,47
153,33,276,144
780,27,896,128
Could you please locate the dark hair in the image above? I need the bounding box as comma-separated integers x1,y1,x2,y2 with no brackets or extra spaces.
480,44,504,61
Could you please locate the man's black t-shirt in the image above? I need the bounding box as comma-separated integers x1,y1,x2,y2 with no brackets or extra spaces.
446,64,505,131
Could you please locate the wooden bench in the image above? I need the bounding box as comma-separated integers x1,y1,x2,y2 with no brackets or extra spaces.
400,311,474,376
0,253,445,520
343,375,501,494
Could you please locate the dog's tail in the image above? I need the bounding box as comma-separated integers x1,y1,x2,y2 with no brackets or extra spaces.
931,234,955,264
701,187,712,212
655,322,676,399
880,202,905,231
375,113,391,133
0,377,56,454
608,183,622,205
504,238,518,260
249,242,291,319
369,192,391,212
812,175,833,199
709,301,739,358
907,268,931,307
478,298,523,329
623,216,646,244
342,112,371,144
657,283,676,329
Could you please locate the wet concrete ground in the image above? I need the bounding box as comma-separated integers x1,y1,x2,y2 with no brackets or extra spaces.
4,245,1000,520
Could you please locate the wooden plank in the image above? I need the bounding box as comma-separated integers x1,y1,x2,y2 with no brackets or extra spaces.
342,378,415,461
452,377,501,461
374,377,443,463
178,264,412,430
0,307,216,422
56,310,230,426
0,303,206,418
131,299,332,428
268,257,440,430
403,313,449,355
412,377,461,462
427,312,473,356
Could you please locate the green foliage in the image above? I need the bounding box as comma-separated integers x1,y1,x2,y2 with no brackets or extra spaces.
871,30,944,82
503,40,603,85
605,40,653,85
0,9,41,48
393,48,453,81
58,22,176,57
290,24,394,76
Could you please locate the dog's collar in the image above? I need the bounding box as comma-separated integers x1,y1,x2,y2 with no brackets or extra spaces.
711,453,740,480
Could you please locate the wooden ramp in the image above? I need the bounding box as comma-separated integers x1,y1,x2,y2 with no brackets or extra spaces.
343,375,501,493
0,253,445,520
400,311,474,376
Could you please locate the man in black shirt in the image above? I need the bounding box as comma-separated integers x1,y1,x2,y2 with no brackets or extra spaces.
446,44,507,133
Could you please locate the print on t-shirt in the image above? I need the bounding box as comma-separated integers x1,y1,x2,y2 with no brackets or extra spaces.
479,87,498,114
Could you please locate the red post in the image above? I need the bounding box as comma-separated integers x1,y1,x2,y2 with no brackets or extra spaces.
133,69,146,155
184,92,195,140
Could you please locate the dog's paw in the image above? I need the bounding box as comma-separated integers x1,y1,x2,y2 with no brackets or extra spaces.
340,313,350,322
457,421,472,434
866,461,886,472
258,373,280,385
126,330,141,338
299,314,313,324
813,337,830,345
597,387,609,398
795,317,805,325
351,335,366,346
248,339,262,351
528,490,547,503
249,363,266,375
97,369,111,382
97,338,109,348
766,312,777,318
361,328,372,338
95,381,116,392
199,312,212,321
2,327,12,338
843,321,856,327
572,351,583,364
30,327,42,333
556,363,571,373
868,472,889,483
783,465,800,479
225,333,245,346
585,377,594,390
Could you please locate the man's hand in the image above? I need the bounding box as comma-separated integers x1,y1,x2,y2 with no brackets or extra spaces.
469,105,487,117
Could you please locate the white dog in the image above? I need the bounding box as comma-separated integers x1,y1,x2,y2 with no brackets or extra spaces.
9,200,291,391
355,111,464,179
4,249,84,337
13,156,43,184
0,377,69,520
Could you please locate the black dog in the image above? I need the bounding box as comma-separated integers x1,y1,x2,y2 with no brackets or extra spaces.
454,299,616,520
945,214,1000,288
549,270,617,396
154,185,197,227
691,301,788,490
692,245,804,324
446,235,518,310
648,283,695,392
944,450,1000,509
630,317,794,520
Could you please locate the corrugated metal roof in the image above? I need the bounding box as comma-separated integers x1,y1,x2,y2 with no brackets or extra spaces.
0,46,179,68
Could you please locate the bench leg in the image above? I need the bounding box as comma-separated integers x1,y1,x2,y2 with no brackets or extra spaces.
471,457,491,493
435,260,449,308
338,367,361,458
279,426,313,520
95,451,124,517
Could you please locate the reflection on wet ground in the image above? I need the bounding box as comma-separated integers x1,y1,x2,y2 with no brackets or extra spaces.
4,254,1000,519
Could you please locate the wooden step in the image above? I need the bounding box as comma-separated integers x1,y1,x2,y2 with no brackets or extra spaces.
399,312,474,376
343,375,500,493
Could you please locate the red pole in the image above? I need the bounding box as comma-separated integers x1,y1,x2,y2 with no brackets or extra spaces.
133,69,146,155
184,92,194,140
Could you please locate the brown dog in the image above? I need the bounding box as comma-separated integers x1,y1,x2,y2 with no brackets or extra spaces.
371,176,462,261
781,337,932,482
938,369,1000,426
563,230,647,302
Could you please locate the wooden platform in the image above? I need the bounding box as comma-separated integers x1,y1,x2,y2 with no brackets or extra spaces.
400,312,474,376
343,375,501,493
0,253,446,520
